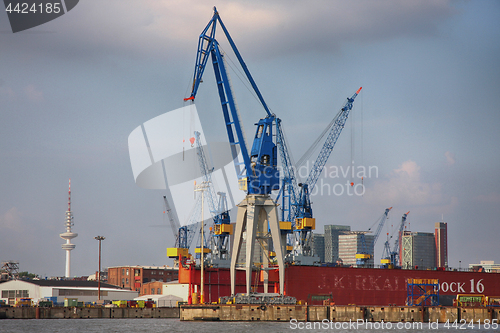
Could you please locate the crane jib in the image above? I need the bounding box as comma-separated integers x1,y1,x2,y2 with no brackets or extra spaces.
185,8,279,195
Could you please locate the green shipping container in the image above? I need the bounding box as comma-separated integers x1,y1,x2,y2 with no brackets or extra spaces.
64,298,78,307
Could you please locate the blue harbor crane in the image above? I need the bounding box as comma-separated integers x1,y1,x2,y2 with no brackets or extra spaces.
184,7,362,266
184,7,286,297
184,8,279,196
285,88,362,260
184,7,361,297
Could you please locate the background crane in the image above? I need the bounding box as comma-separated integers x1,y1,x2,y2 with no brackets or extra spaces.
280,88,362,260
355,207,392,266
165,195,198,259
381,211,410,268
194,131,232,265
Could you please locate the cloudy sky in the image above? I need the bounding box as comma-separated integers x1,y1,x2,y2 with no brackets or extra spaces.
1,1,499,277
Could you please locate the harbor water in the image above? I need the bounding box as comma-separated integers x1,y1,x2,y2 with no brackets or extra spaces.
0,318,498,332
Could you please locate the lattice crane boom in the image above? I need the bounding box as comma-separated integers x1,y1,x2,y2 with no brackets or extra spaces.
294,87,362,221
163,195,180,245
393,211,410,261
194,131,219,216
184,7,279,196
371,207,393,246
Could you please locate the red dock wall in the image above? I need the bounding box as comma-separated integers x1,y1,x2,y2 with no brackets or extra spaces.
179,264,500,306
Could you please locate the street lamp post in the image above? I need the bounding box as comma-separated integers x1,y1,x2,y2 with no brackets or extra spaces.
195,181,209,304
94,236,105,302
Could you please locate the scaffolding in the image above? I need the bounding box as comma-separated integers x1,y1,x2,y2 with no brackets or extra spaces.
406,278,439,306
1,261,19,280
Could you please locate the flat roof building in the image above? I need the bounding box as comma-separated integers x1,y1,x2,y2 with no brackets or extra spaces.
0,280,137,305
469,261,500,273
324,225,350,263
107,266,178,292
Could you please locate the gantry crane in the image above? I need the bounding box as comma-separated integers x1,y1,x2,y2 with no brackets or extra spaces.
381,211,410,267
184,7,285,297
355,207,392,266
184,7,361,268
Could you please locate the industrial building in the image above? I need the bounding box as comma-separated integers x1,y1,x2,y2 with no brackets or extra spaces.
162,281,189,301
140,281,189,300
338,232,374,266
469,260,500,273
0,280,137,305
435,222,448,268
141,281,164,296
401,231,436,269
107,266,178,291
324,225,350,263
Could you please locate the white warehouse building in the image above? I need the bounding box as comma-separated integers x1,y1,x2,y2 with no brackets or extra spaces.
0,280,138,305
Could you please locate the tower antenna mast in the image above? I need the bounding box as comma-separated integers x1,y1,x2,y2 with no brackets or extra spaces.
60,179,78,278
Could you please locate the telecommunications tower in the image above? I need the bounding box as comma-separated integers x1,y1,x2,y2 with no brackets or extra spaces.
60,179,77,278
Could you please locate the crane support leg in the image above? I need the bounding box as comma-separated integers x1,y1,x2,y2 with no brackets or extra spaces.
230,195,284,296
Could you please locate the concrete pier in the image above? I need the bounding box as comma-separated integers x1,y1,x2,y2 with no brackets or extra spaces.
180,305,500,323
1,305,498,323
0,307,179,319
180,304,306,322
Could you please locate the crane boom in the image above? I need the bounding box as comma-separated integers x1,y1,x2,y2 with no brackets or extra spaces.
305,87,362,192
194,131,232,263
357,207,392,266
184,7,279,195
393,211,410,261
371,207,393,246
165,195,196,258
194,131,219,216
293,88,362,221
275,89,362,261
163,196,180,246
186,7,272,117
276,119,299,222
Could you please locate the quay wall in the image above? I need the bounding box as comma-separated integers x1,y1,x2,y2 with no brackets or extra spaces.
1,305,498,323
0,307,179,319
181,305,499,323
